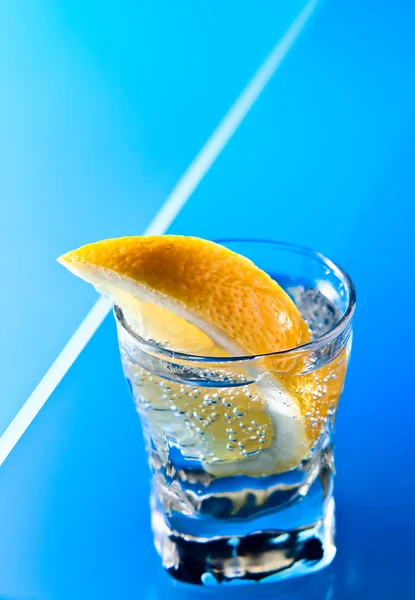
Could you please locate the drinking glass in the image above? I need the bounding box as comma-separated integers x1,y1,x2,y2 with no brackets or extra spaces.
114,240,355,585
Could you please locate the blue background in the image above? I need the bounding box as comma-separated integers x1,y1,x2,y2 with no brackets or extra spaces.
1,0,414,598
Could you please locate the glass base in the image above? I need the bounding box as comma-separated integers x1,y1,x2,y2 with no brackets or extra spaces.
151,496,336,585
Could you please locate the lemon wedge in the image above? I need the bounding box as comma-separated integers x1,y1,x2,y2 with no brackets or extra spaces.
59,236,343,476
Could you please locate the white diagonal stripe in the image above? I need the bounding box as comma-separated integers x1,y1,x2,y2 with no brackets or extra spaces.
0,0,319,466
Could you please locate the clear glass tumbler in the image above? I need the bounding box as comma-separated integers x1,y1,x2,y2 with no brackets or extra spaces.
114,240,355,585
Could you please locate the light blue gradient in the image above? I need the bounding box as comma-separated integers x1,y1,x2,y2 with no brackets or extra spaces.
1,0,414,598
0,0,306,434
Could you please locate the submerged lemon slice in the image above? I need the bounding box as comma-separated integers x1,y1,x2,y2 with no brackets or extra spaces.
58,236,341,476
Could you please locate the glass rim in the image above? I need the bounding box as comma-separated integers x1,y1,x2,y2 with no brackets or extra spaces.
114,239,356,364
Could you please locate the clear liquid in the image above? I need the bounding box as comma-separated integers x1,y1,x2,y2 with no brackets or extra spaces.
117,281,346,584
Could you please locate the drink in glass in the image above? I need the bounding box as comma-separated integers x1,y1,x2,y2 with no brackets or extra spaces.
59,237,355,585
